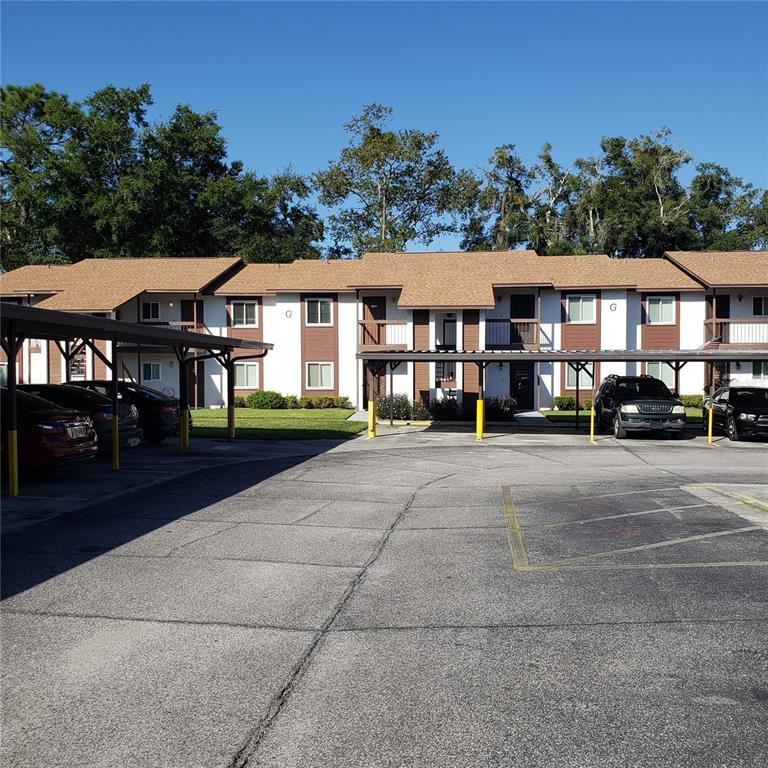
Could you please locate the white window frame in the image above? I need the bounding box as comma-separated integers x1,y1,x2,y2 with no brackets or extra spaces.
142,362,161,381
753,296,768,317
753,361,768,380
646,295,676,325
305,361,334,390
141,301,160,321
565,294,596,325
232,301,259,328
646,361,675,388
234,361,260,389
565,362,594,390
306,298,333,327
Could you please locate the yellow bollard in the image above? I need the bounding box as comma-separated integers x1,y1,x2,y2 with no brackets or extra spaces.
476,398,485,441
367,400,376,438
590,405,596,443
707,404,714,444
8,429,19,497
111,414,120,470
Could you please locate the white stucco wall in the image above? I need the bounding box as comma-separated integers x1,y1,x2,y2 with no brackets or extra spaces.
538,290,561,407
679,292,706,394
600,289,628,380
337,293,358,404
263,294,302,395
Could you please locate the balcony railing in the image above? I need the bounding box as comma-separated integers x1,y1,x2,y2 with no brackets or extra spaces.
116,320,206,347
357,320,408,350
485,319,540,349
712,319,768,346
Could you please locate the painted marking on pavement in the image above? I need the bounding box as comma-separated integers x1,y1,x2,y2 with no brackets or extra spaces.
522,503,710,529
502,485,529,571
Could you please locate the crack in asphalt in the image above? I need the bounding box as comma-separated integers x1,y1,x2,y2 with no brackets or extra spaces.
225,470,456,768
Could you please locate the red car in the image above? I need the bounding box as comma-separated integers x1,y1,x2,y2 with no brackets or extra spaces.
1,388,98,472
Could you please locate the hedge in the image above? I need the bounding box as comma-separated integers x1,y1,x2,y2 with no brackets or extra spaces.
679,394,703,408
246,390,285,409
376,394,431,421
553,395,576,411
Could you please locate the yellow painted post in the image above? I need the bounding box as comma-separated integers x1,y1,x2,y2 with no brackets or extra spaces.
589,405,596,443
7,430,19,497
707,404,714,444
111,415,120,470
476,398,485,441
367,400,376,438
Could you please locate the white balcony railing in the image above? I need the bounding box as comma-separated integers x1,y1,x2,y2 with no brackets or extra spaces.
714,319,768,345
358,320,408,349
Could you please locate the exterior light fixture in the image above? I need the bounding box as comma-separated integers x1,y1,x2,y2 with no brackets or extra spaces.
738,294,743,302
169,301,174,308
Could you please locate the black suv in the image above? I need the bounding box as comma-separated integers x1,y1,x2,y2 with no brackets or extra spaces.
594,375,686,439
703,386,768,441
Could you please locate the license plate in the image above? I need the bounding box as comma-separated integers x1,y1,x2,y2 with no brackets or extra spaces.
69,425,87,439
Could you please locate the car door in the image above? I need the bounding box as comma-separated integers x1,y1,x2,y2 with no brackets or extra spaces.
597,381,613,424
712,389,729,429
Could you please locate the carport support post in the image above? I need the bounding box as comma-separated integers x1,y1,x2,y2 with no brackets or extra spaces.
110,335,120,471
5,327,19,497
476,362,485,441
176,346,189,454
226,352,236,441
389,362,396,426
590,360,597,444
708,403,714,444
366,362,376,438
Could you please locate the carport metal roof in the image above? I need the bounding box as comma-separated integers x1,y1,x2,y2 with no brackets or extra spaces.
1,302,272,352
357,348,768,363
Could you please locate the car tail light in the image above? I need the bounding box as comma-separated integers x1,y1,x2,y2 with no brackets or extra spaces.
152,403,177,414
92,410,111,421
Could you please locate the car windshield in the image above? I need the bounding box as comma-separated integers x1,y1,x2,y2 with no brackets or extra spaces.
124,384,169,400
615,378,672,398
730,389,768,408
25,386,110,406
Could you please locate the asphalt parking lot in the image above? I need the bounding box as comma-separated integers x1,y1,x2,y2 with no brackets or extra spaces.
2,430,767,768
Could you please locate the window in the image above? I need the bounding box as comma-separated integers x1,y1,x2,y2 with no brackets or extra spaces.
142,362,161,381
753,362,768,380
232,301,258,327
234,362,259,388
566,362,594,389
141,302,160,321
306,298,333,326
565,294,595,324
646,361,675,388
753,297,768,316
0,362,7,387
306,362,333,390
647,295,675,325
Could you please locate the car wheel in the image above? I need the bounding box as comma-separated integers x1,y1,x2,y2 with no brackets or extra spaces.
727,416,740,441
613,414,627,439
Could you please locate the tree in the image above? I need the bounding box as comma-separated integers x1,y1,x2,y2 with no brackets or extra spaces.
1,83,323,268
314,104,477,256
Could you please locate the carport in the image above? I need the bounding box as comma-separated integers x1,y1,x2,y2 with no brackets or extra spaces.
1,303,272,497
358,348,768,440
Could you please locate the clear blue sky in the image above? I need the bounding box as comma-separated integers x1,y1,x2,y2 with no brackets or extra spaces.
3,1,767,250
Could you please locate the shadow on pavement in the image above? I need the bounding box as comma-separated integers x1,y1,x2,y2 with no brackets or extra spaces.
1,449,323,600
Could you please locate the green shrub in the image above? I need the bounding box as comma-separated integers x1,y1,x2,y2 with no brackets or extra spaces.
245,390,285,409
296,395,351,409
430,397,467,421
332,396,352,409
284,394,300,409
553,395,576,411
375,394,433,421
680,394,703,408
298,396,314,409
582,399,592,410
233,395,247,408
412,400,432,420
486,397,517,420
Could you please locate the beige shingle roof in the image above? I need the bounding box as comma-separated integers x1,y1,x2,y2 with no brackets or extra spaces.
215,260,363,295
0,258,241,311
664,251,768,288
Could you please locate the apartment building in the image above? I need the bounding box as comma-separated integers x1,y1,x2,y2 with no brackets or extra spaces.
2,250,766,409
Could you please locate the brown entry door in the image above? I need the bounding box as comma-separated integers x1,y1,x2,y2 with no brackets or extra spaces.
362,296,386,346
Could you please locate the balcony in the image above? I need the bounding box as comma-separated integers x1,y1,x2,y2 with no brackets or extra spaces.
485,319,540,350
357,320,408,351
711,319,768,347
116,321,206,349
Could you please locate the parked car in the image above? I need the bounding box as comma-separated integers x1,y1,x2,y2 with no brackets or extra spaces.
1,387,98,471
594,374,686,439
18,384,142,451
703,386,768,441
67,380,183,443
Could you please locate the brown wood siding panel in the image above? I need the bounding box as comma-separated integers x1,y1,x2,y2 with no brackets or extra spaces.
227,297,264,390
640,293,680,350
560,292,601,399
48,344,62,384
301,294,338,397
463,310,480,395
413,310,430,402
93,340,108,379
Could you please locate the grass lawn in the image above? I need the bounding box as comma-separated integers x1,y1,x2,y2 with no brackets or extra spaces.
191,408,367,440
545,407,703,424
